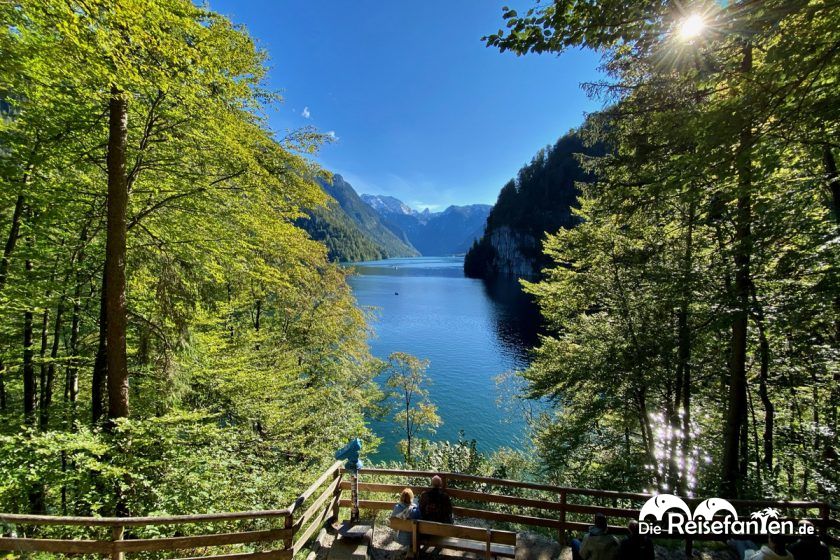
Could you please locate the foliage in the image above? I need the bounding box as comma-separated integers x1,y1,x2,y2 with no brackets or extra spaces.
489,0,840,500
0,0,381,520
383,352,441,464
299,174,418,262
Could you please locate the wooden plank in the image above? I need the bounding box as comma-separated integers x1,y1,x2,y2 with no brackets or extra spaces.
295,474,342,531
389,518,516,547
0,529,293,555
340,481,426,495
414,521,516,546
0,510,292,527
452,506,561,530
423,536,515,558
0,536,112,554
389,517,413,532
342,498,560,531
112,525,125,560
345,481,568,512
562,502,639,518
340,499,391,511
349,468,828,508
174,550,293,560
353,468,570,495
292,494,337,554
115,527,292,553
289,461,342,515
353,468,648,499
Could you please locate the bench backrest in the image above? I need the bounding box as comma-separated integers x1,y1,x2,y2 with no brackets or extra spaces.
389,517,517,546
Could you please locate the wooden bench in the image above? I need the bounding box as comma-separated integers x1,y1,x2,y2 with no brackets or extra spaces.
389,517,516,559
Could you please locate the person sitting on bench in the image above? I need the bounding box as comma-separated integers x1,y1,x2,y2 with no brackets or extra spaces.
392,488,420,545
419,475,453,524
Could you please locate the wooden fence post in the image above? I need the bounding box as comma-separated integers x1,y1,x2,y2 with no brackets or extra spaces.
410,519,418,559
110,525,124,560
558,490,567,545
331,470,342,523
283,512,294,552
820,503,829,539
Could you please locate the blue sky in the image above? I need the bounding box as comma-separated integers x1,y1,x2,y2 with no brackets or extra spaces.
209,0,604,210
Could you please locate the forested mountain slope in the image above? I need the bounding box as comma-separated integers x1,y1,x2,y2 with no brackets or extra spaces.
299,175,418,262
464,130,604,278
299,175,419,262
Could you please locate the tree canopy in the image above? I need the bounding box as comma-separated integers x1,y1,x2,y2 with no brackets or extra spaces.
489,0,839,499
0,0,380,517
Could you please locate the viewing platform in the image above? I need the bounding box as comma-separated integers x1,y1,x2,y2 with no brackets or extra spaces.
1,461,837,559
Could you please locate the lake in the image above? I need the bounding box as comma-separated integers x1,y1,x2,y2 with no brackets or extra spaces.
346,256,540,462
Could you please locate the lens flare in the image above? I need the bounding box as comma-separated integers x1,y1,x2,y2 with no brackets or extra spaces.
678,14,706,40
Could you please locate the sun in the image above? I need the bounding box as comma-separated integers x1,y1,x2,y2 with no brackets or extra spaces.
678,14,706,41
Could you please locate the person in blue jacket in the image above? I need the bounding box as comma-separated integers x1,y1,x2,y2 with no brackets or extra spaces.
391,488,420,545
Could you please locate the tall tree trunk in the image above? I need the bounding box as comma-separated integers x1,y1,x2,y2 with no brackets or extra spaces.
0,194,24,288
822,145,840,451
722,42,753,498
92,265,107,425
0,194,25,410
105,86,129,421
676,197,695,494
824,144,839,223
37,308,50,427
23,253,36,425
40,299,64,431
66,278,83,406
751,287,774,472
23,308,36,424
0,362,5,411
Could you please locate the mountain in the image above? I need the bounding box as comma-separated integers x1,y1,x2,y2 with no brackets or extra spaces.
299,175,419,262
464,128,606,279
361,194,491,256
361,194,415,216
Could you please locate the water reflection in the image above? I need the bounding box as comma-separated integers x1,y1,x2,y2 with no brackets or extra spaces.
345,257,539,462
480,277,541,361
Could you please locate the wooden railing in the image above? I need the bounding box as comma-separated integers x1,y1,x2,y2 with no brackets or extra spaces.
0,461,344,559
338,467,840,551
1,462,836,558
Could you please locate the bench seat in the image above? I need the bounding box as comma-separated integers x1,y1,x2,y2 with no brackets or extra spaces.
423,535,516,558
389,517,518,559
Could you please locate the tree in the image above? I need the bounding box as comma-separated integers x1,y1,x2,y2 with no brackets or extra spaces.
488,0,840,498
384,352,441,464
0,0,382,519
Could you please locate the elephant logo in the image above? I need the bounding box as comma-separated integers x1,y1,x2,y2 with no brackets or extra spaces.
639,494,693,522
693,498,739,520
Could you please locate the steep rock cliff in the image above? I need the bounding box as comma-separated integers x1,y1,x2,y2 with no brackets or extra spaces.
464,128,605,279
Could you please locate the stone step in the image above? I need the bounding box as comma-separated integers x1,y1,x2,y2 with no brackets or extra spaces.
326,539,369,560
326,520,372,560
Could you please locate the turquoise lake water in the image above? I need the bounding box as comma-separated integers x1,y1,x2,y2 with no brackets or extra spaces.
346,256,540,462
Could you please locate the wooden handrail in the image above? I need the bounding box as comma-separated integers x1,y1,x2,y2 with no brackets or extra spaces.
340,467,839,550
0,462,344,558
0,509,292,527
288,460,342,515
0,462,836,557
349,467,829,509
